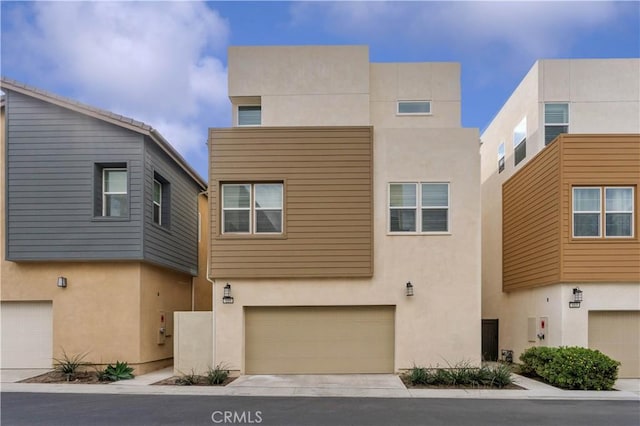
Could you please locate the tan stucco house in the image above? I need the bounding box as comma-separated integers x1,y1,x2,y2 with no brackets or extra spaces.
205,45,481,374
0,78,210,373
480,59,640,377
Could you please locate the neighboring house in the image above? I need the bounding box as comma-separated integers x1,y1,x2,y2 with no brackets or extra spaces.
207,46,481,374
480,59,640,377
0,78,210,373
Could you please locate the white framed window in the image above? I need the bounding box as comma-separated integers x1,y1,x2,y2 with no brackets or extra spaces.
544,103,569,145
397,100,431,115
102,168,128,217
237,105,261,126
153,179,162,225
513,117,527,166
498,143,505,173
573,186,634,238
222,183,283,234
389,182,449,233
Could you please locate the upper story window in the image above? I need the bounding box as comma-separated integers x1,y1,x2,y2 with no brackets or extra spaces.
153,172,171,228
102,167,128,217
238,105,261,126
513,117,527,166
544,103,569,145
389,182,449,233
498,142,505,173
153,179,162,225
397,101,431,115
573,187,634,238
222,183,283,234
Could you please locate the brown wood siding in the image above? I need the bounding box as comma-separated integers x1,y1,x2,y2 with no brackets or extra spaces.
503,141,561,291
559,134,640,283
208,127,373,278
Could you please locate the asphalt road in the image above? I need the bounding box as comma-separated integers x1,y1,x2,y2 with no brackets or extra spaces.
1,393,639,426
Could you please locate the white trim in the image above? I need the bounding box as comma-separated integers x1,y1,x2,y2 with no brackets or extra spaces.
387,182,450,234
573,187,602,238
253,183,283,235
153,179,162,226
544,102,570,145
221,184,252,235
604,186,634,238
102,168,127,217
396,100,432,116
221,183,283,235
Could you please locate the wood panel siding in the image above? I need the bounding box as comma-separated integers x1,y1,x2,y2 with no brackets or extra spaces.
503,134,640,291
559,134,640,283
503,141,561,291
209,126,373,278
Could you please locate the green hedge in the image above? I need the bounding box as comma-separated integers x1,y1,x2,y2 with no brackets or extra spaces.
519,346,620,390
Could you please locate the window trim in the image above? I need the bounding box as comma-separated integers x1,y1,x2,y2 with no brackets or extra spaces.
102,167,128,217
396,100,432,116
513,117,527,166
572,186,635,239
153,179,162,226
544,102,569,146
498,142,505,173
388,182,451,235
221,182,284,236
237,104,262,127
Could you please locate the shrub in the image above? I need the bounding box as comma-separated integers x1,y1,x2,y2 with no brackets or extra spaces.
541,347,620,390
519,346,558,376
98,361,135,382
53,350,89,381
405,362,513,388
207,363,230,385
175,370,200,386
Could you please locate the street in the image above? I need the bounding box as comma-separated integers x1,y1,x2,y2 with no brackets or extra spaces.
1,393,639,426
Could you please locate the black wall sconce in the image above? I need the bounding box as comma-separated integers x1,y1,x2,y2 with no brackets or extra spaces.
569,287,583,308
222,283,234,304
406,281,414,297
57,276,67,288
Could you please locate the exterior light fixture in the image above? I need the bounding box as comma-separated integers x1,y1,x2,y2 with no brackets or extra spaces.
406,282,414,297
569,287,583,308
222,283,234,304
57,276,67,288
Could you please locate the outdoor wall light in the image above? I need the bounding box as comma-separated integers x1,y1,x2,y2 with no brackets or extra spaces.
57,276,67,288
222,283,234,304
406,281,414,297
569,287,583,308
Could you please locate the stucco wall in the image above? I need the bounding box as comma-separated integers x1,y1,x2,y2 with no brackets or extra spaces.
174,311,213,376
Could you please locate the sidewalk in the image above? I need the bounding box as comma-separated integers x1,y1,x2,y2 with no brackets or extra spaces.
1,368,638,400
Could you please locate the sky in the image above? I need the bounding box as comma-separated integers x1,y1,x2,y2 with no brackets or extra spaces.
1,1,639,179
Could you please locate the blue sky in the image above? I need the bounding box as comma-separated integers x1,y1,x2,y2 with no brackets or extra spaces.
2,1,639,179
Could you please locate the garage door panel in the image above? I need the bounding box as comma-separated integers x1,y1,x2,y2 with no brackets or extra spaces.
245,306,394,374
589,311,639,378
1,301,53,369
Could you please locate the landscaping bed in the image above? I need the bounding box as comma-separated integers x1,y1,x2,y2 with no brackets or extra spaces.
152,375,237,386
401,362,523,389
21,371,107,384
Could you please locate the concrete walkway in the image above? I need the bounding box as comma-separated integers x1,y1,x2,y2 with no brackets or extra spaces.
1,368,638,400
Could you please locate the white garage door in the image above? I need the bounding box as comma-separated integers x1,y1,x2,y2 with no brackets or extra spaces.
588,310,640,378
245,306,395,374
1,301,53,369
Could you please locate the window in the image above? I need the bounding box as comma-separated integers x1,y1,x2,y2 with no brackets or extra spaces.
544,103,569,145
389,182,449,233
153,172,171,228
397,101,431,115
498,143,505,173
513,117,527,166
238,105,261,126
153,179,162,225
222,183,283,234
573,187,634,238
102,168,128,217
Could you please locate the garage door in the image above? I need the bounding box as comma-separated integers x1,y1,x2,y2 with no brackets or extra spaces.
1,301,53,369
588,311,640,378
245,306,394,374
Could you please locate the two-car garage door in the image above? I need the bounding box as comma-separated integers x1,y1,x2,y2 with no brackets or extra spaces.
245,306,394,374
1,301,53,369
589,311,639,378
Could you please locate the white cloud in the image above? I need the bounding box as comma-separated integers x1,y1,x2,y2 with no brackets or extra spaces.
2,1,231,178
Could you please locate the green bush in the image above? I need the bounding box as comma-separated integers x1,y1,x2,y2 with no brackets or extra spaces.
175,370,200,386
98,361,135,382
519,346,619,390
405,362,513,388
207,363,230,385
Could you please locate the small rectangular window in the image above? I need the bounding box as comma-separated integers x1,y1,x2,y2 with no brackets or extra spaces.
605,187,633,237
222,183,283,234
389,183,417,232
153,179,162,225
421,183,449,232
544,103,569,145
513,117,527,166
573,187,601,237
389,182,450,234
498,143,505,173
238,105,261,126
152,172,171,228
103,168,128,217
397,101,431,115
